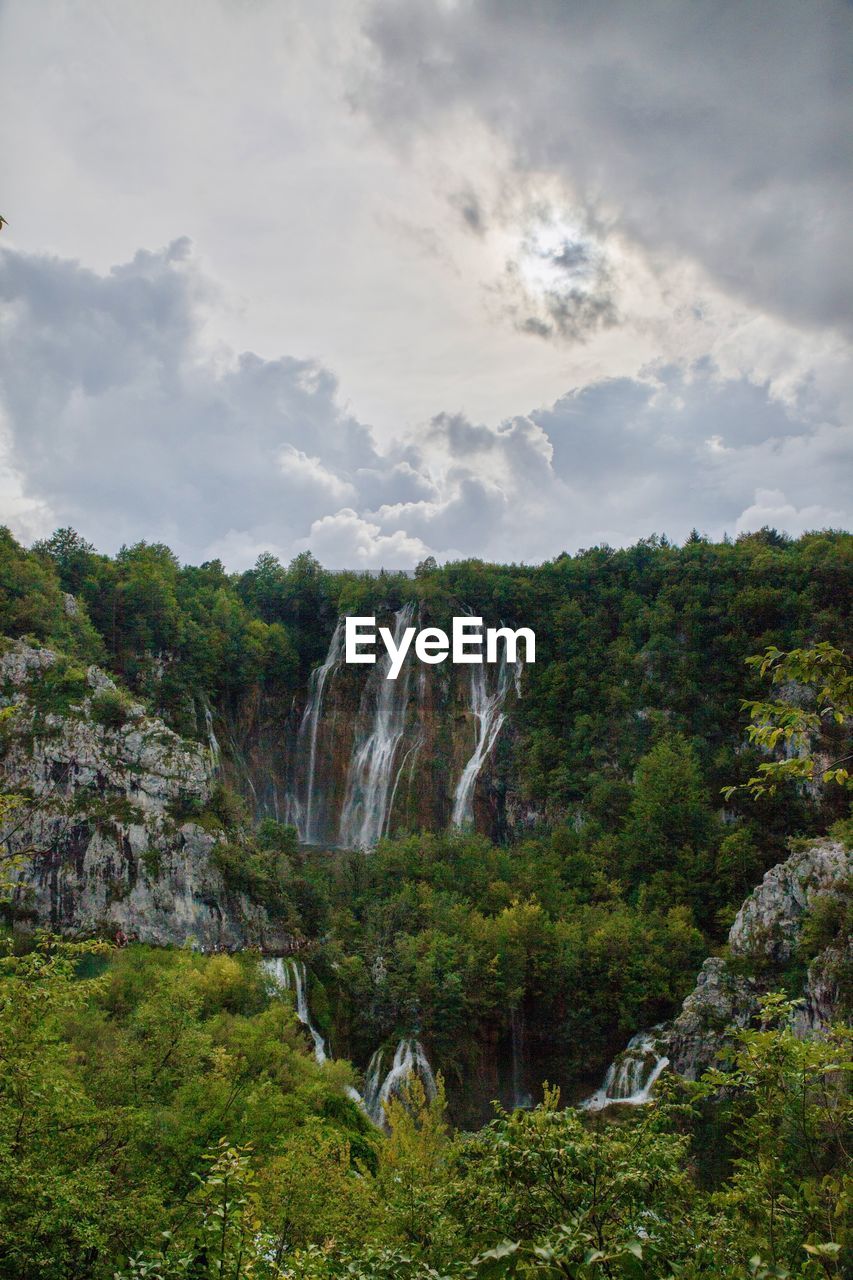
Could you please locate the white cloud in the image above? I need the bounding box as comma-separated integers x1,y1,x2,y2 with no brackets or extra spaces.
0,241,849,569
305,510,431,569
735,489,846,538
277,445,355,502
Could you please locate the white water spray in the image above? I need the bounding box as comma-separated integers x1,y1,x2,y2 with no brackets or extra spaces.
297,619,344,844
580,1029,669,1110
263,957,327,1064
452,643,519,827
362,1037,436,1126
339,603,416,849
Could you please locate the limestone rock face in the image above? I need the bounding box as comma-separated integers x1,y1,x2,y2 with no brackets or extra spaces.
1,641,291,951
792,944,852,1038
666,839,850,1078
728,842,849,964
666,958,757,1078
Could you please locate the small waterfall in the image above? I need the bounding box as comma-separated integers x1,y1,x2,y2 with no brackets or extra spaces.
339,603,416,849
263,957,327,1064
362,1037,436,1126
384,735,423,838
362,1047,387,1121
580,1029,669,1111
452,640,519,827
510,1005,532,1109
297,619,345,844
203,703,221,771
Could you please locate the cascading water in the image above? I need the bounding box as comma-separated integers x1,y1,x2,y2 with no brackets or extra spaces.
338,603,416,849
362,1047,387,1121
510,1005,533,1109
263,957,327,1064
203,703,221,771
295,619,344,844
580,1028,670,1110
452,640,520,827
362,1038,437,1127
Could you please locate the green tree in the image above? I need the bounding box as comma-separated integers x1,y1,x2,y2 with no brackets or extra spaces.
723,643,852,800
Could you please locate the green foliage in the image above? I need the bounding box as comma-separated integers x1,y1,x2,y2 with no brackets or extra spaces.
696,995,851,1276
0,526,103,661
0,937,849,1278
723,643,852,800
0,940,369,1279
1,525,852,1276
89,685,135,729
256,818,299,858
25,655,89,715
302,828,706,1110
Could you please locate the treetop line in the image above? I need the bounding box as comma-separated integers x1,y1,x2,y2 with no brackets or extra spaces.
345,616,536,680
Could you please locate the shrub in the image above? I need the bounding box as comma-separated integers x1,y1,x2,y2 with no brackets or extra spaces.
89,687,133,730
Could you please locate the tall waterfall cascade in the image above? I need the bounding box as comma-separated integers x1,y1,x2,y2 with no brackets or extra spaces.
580,1029,670,1110
287,608,523,848
452,644,521,827
292,618,345,844
339,603,417,849
362,1037,437,1127
263,957,327,1064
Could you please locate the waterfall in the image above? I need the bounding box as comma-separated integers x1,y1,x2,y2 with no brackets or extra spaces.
510,1005,532,1109
203,703,221,771
384,736,423,838
362,1037,436,1126
338,603,416,849
452,641,519,827
263,957,327,1064
362,1047,387,1121
262,965,438,1128
580,1029,670,1110
296,619,344,844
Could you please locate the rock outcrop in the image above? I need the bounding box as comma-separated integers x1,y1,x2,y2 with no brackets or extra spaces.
667,840,850,1078
727,841,849,963
0,641,292,950
587,840,851,1100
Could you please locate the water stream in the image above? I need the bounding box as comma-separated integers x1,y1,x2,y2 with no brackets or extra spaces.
296,618,344,844
338,603,416,849
263,957,327,1064
580,1029,670,1110
362,1037,437,1127
452,644,519,827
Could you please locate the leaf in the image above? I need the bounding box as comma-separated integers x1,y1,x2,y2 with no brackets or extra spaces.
803,1242,841,1258
474,1240,522,1277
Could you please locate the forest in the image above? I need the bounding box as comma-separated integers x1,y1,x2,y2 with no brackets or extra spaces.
0,524,850,1278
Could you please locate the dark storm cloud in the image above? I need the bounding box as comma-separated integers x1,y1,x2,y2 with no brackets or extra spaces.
361,0,853,335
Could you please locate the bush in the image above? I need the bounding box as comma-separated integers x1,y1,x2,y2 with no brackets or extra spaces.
89,687,133,730
26,659,88,715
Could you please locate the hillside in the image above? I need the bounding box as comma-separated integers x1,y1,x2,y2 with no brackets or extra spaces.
0,526,850,1276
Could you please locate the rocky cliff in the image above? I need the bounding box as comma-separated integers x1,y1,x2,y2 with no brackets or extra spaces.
667,840,850,1078
583,839,850,1108
0,640,292,950
279,606,525,847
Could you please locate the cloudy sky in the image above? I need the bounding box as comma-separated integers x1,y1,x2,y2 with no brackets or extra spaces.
0,0,850,568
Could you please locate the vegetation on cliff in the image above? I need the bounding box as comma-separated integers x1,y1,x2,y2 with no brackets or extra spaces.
0,936,848,1279
1,524,848,832
0,524,850,1276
